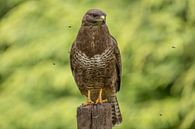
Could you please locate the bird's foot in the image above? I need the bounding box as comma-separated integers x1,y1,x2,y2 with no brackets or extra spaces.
95,98,107,104
95,88,107,104
82,99,94,106
82,90,94,106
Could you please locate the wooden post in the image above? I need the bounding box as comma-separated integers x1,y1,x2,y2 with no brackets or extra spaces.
77,103,112,129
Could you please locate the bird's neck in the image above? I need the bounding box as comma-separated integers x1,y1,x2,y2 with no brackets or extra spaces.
76,24,111,58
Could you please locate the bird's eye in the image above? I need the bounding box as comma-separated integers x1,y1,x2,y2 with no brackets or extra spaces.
93,14,98,17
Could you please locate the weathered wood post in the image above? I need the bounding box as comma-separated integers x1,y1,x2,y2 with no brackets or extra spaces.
77,103,113,129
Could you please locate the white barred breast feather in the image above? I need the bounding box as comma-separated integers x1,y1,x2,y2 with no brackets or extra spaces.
72,46,114,69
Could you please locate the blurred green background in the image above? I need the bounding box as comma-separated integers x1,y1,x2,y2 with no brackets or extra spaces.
0,0,195,129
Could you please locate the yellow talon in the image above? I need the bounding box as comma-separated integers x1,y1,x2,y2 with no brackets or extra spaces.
95,88,107,104
82,90,94,105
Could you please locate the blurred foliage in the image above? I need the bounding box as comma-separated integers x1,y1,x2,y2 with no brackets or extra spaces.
0,0,195,129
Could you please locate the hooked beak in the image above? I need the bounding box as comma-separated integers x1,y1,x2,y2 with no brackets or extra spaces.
95,15,105,22
100,15,105,20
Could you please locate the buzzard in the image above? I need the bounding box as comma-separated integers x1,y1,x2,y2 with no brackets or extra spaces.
70,9,122,126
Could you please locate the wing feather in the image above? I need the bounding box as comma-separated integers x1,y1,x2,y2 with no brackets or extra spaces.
111,36,122,92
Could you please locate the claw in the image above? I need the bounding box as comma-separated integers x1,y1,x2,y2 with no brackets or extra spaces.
96,98,107,104
82,90,94,105
95,88,107,104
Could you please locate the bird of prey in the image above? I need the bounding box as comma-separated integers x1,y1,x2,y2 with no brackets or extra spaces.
70,9,122,126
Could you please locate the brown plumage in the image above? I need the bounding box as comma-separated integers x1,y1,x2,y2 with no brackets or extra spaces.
70,9,122,126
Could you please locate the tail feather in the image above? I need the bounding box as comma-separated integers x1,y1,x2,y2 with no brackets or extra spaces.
109,96,122,126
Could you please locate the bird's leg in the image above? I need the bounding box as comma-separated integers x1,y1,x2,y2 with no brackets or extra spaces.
96,88,107,104
87,90,94,104
83,90,94,105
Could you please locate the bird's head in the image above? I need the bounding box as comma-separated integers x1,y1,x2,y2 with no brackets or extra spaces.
82,9,107,26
